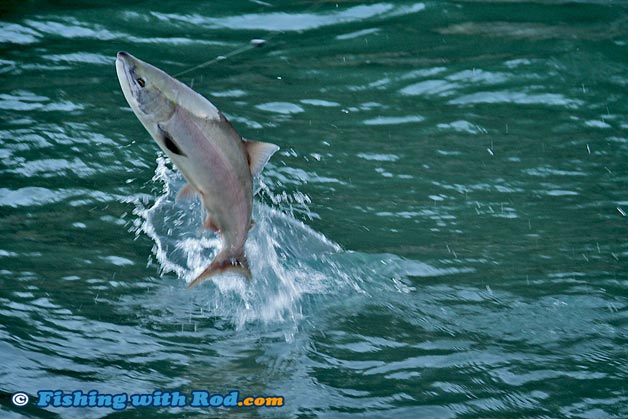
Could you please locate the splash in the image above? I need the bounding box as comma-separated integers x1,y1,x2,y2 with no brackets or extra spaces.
129,156,465,330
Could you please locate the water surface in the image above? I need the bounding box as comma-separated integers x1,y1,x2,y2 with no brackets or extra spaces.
1,1,627,418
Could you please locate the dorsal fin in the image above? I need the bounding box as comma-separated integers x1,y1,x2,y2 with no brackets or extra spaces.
244,139,280,177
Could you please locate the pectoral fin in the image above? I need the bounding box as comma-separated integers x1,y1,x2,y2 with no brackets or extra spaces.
244,139,280,177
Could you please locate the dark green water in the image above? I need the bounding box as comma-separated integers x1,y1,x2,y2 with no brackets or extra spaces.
1,1,628,418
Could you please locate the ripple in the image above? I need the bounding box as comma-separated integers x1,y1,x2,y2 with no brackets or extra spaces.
255,102,304,114
152,2,426,32
43,52,112,65
544,189,579,196
357,153,400,162
437,21,576,40
363,115,424,125
101,256,135,267
525,166,587,177
129,36,225,46
273,166,347,185
400,79,458,97
211,89,247,98
0,91,48,111
449,91,583,108
0,187,124,208
584,119,611,129
437,120,487,134
401,67,448,80
17,17,220,48
225,114,264,129
0,187,76,207
12,158,97,178
447,69,509,84
336,28,380,40
300,99,340,107
0,22,41,44
0,91,83,113
25,18,118,40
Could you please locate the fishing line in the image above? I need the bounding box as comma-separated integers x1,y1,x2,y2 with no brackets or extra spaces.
172,0,325,77
174,43,258,77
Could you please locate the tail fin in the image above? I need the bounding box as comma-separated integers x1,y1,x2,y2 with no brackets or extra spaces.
186,248,251,289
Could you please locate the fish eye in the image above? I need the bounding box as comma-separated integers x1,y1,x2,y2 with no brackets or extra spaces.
136,78,145,88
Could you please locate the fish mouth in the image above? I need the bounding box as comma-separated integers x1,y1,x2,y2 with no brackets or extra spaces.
116,51,135,71
115,51,145,118
115,51,131,72
115,52,132,87
117,51,130,60
115,51,143,92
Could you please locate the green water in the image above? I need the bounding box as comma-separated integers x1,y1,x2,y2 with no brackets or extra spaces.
1,1,628,418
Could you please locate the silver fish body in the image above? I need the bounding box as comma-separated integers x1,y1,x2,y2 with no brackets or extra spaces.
115,52,279,287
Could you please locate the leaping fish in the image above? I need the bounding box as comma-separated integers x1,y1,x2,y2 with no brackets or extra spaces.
115,52,279,288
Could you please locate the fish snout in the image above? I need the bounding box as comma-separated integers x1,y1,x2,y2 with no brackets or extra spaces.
116,51,135,70
117,51,136,63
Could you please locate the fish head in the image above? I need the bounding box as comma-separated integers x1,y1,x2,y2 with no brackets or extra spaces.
115,51,176,123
